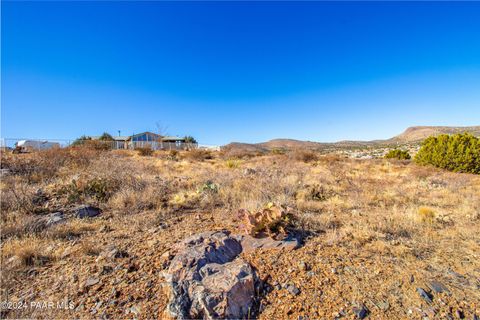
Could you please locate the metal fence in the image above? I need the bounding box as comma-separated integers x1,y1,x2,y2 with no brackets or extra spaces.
0,138,219,152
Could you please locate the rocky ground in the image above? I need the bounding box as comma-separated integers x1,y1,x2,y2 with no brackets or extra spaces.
1,148,479,319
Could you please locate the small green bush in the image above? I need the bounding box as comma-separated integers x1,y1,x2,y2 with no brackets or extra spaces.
414,133,480,174
385,149,411,160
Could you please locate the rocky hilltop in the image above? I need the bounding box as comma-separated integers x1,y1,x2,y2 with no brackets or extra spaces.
389,126,480,143
223,125,480,153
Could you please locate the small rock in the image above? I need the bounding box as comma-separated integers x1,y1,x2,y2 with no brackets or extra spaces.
428,280,450,294
353,304,369,319
331,268,337,274
416,287,433,304
298,261,309,271
45,212,66,227
85,277,100,287
243,168,256,175
103,247,128,259
99,225,112,233
130,306,140,315
100,265,113,275
425,307,437,318
6,256,22,269
377,300,389,311
75,205,101,219
285,283,300,296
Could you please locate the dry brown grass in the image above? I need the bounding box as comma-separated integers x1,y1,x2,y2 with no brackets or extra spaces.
1,148,479,318
183,148,213,161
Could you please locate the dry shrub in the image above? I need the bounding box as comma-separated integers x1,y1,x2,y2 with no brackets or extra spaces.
289,149,318,163
108,185,169,214
136,147,154,156
417,206,436,223
2,237,54,269
1,148,100,183
166,150,179,160
184,149,213,161
72,139,112,151
55,176,119,204
318,154,343,164
220,148,263,159
296,184,335,202
78,241,101,256
0,181,42,215
46,220,98,240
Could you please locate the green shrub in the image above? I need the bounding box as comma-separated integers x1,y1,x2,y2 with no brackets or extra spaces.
184,136,197,144
385,149,411,160
414,133,480,174
271,148,286,155
98,132,114,141
71,135,91,146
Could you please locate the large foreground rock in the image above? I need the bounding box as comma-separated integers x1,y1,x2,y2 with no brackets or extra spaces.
163,231,255,319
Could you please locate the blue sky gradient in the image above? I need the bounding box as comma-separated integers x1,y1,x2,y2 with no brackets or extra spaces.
2,1,480,144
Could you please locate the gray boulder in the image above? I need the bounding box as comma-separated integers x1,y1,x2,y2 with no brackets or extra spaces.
163,231,255,319
75,205,101,219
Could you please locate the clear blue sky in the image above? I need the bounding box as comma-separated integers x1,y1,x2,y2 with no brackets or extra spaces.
2,1,479,145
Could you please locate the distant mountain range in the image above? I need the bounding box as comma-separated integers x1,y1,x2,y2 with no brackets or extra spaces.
223,126,480,152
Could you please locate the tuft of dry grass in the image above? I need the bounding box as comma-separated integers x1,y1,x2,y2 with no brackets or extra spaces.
416,206,436,223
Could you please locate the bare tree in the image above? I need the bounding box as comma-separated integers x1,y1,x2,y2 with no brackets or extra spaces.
155,121,169,150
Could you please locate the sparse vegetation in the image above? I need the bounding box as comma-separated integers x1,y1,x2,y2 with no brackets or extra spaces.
415,133,480,173
1,147,479,319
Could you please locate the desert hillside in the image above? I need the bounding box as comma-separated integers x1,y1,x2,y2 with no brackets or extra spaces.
1,147,479,319
223,126,480,153
390,126,480,143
